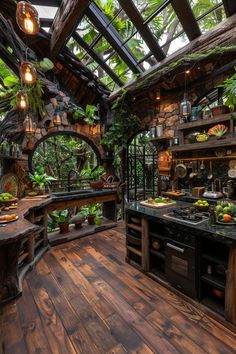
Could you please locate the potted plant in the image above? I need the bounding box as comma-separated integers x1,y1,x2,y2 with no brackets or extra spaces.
29,167,56,194
80,166,105,189
220,70,236,111
49,209,70,234
80,203,101,225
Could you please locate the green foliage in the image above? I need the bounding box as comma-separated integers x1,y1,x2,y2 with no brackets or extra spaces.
220,68,236,110
38,58,54,73
49,209,70,225
29,167,56,191
71,103,99,125
80,166,104,180
3,76,19,87
80,203,102,217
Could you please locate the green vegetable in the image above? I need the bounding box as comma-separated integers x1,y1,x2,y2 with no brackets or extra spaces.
0,192,14,201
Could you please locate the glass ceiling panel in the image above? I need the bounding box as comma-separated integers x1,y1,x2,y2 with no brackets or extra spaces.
93,0,121,22
132,0,166,20
126,33,150,61
76,16,100,45
34,5,58,19
106,53,129,76
166,33,189,56
93,37,113,59
114,10,138,41
190,0,223,19
197,5,226,33
66,38,87,60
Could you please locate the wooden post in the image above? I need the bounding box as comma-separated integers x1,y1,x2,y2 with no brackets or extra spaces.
225,245,236,325
142,217,149,272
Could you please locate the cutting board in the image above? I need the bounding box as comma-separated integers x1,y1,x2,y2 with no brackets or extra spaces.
165,191,185,197
140,200,176,208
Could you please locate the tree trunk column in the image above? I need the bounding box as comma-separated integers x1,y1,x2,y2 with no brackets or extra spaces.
225,245,236,325
0,241,21,304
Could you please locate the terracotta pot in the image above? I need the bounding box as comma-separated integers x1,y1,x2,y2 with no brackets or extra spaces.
87,215,95,225
211,105,230,116
90,180,104,190
59,223,70,234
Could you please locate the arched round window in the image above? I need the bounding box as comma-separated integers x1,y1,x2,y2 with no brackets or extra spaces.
29,132,100,188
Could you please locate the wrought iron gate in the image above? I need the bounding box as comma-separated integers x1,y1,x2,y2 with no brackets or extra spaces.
126,131,158,202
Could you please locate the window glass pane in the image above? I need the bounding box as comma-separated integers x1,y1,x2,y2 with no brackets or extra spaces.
119,69,136,84
67,38,87,59
190,0,224,18
148,4,178,45
34,5,58,19
106,53,129,76
93,37,113,59
76,16,100,45
126,33,150,60
114,10,138,41
93,0,121,21
132,0,166,20
165,33,189,56
197,5,226,33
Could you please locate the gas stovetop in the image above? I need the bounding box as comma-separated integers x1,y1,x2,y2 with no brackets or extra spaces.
164,206,209,225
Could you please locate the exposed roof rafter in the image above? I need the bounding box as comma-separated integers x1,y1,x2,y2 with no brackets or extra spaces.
171,0,201,41
222,0,236,17
50,0,91,59
117,0,165,62
86,2,142,74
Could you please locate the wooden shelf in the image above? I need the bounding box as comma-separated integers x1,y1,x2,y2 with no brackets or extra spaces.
127,245,142,257
127,223,142,232
169,137,235,152
176,114,233,131
202,253,228,267
172,155,236,162
201,273,226,291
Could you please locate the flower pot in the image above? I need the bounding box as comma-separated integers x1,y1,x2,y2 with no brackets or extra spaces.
211,105,230,117
87,215,95,225
59,223,70,234
90,180,104,190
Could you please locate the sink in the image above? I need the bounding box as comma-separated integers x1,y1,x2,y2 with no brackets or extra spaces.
52,190,93,197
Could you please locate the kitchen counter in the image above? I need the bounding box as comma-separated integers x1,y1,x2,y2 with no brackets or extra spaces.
126,201,236,244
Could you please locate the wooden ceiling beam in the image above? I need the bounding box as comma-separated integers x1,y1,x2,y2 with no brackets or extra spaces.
222,0,236,17
30,0,61,6
171,0,201,41
117,0,165,62
50,0,91,59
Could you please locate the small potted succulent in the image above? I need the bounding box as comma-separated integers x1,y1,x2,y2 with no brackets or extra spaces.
49,209,70,234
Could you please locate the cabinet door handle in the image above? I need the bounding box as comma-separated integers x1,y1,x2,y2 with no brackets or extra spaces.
166,243,184,253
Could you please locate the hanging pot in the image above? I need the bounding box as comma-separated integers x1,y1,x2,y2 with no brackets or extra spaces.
175,163,187,179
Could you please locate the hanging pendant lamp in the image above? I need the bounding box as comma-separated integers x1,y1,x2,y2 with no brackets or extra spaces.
16,1,40,35
180,65,191,123
23,114,36,134
20,61,37,84
16,90,29,110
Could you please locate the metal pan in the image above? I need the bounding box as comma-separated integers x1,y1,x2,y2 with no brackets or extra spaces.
175,163,187,179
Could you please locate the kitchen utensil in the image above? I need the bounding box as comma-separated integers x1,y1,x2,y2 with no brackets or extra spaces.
228,169,236,178
229,160,236,169
189,161,197,179
172,137,179,145
175,163,187,178
200,160,205,171
207,161,213,180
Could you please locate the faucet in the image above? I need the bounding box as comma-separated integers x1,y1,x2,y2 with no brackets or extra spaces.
67,169,79,192
214,178,222,192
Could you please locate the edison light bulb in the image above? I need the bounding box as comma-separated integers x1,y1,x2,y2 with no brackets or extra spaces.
20,95,26,109
24,67,33,83
24,14,34,34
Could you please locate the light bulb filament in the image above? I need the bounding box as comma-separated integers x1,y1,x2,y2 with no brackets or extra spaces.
24,14,34,34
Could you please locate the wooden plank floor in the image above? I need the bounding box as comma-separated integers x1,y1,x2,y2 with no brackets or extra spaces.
1,226,236,354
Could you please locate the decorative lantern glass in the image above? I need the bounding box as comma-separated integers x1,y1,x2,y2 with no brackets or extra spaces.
53,109,62,126
180,96,191,123
16,91,29,110
23,114,36,134
20,62,37,84
16,1,40,35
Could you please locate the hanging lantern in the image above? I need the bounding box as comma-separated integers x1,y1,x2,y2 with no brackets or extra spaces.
53,108,62,126
16,91,29,110
23,114,36,134
16,1,40,35
156,88,161,101
20,61,37,84
180,95,192,118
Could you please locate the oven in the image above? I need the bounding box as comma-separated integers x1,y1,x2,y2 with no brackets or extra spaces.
165,227,197,299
